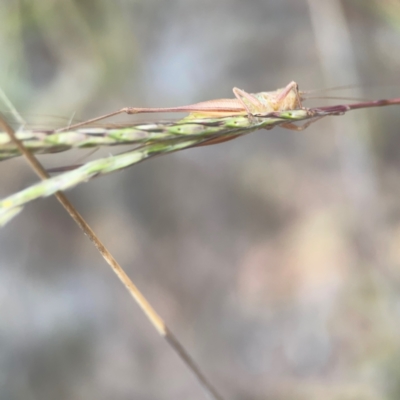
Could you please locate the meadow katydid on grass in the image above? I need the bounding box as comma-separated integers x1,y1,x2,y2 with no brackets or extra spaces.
2,81,400,162
59,81,300,125
57,81,323,146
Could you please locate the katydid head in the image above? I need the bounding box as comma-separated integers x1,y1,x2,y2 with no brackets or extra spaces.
257,81,303,112
278,81,303,110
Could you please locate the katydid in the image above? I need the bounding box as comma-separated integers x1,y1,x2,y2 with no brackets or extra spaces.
57,81,318,145
58,81,303,128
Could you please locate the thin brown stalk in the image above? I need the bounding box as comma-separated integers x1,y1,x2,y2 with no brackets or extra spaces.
0,114,224,400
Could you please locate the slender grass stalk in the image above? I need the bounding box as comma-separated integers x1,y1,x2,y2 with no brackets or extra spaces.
0,111,309,160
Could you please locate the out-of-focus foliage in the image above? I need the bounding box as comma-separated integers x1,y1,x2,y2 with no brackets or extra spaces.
1,1,400,399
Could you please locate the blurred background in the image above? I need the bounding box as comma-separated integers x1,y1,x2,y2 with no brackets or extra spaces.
1,1,400,399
